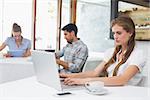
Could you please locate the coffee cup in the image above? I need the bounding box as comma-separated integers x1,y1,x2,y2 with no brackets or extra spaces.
85,81,104,92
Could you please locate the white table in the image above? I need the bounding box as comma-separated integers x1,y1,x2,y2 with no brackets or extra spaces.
0,57,34,84
0,77,149,100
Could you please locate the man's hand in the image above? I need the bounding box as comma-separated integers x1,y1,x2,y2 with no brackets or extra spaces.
59,73,68,78
56,59,69,69
56,59,61,64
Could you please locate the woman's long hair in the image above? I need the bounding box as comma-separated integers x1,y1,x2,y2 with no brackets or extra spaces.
103,16,136,77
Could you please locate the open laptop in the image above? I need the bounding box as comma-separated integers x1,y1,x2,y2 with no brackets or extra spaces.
31,50,84,92
8,50,25,57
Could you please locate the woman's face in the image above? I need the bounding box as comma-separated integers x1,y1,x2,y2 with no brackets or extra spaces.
112,24,132,46
12,31,22,40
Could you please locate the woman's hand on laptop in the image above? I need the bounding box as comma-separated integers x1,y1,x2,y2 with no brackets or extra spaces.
63,78,90,85
3,53,12,57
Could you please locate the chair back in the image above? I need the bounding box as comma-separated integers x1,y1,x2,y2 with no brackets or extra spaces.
82,60,102,72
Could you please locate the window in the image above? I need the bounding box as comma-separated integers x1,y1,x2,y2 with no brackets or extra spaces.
76,0,113,52
0,0,2,43
60,0,71,49
35,0,58,50
0,0,32,52
110,0,150,40
118,1,150,41
35,0,71,50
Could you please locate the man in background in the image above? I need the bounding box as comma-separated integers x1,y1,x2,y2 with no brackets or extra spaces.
55,23,88,73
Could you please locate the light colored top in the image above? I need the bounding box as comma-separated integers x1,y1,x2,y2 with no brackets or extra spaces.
103,46,146,85
4,37,31,52
56,39,88,73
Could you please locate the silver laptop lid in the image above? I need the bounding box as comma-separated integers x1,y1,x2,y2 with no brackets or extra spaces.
32,50,62,91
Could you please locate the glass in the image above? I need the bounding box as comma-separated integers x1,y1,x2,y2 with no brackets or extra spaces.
35,0,58,50
60,0,71,49
76,0,114,52
2,0,32,40
0,0,32,52
0,0,2,43
118,1,150,41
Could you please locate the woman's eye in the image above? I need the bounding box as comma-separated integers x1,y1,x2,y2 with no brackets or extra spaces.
117,32,122,35
112,32,115,35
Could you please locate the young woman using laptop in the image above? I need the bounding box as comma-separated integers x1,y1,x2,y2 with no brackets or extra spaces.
60,16,146,86
0,23,31,57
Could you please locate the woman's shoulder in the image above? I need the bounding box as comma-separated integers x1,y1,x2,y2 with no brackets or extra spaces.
22,38,31,42
128,45,147,71
129,46,147,62
6,37,13,40
5,37,14,42
132,46,145,56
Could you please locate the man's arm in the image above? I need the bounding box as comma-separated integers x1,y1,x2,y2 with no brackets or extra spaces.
68,46,88,72
55,47,65,58
56,59,68,69
57,46,88,73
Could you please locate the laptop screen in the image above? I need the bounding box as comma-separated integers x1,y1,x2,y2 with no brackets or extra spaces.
8,50,25,57
31,50,62,91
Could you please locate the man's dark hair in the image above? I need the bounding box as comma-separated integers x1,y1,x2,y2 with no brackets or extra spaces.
62,23,78,36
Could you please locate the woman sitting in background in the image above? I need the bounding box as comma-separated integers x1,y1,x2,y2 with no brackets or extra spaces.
0,23,31,57
60,16,146,86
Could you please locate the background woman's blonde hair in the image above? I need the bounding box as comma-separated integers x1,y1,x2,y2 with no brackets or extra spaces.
11,23,22,37
103,16,136,77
